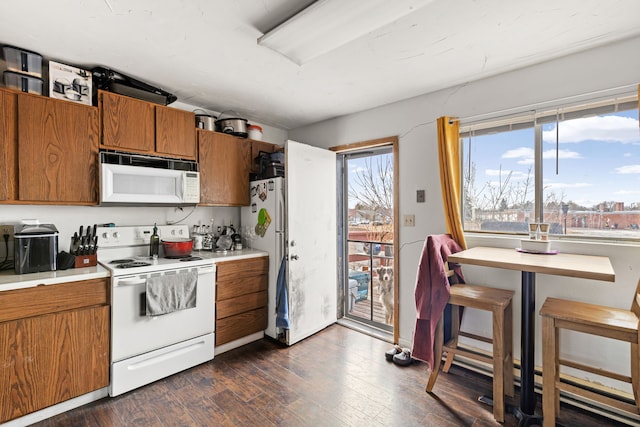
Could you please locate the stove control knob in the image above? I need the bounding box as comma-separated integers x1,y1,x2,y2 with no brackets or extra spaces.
113,232,120,238
102,232,109,239
178,229,184,235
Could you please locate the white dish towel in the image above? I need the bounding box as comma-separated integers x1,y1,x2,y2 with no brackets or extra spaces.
146,271,197,316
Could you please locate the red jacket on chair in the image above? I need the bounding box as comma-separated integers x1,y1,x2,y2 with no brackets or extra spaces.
411,234,464,368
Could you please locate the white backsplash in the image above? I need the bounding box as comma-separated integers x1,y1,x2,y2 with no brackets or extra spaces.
0,205,240,260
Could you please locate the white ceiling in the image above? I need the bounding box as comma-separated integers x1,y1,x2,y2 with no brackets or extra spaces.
2,0,640,130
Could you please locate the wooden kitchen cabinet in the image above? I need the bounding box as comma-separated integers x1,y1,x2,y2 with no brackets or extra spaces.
0,88,99,204
215,256,268,346
0,278,110,424
250,139,281,174
198,130,251,206
155,105,197,159
99,90,197,160
0,89,18,201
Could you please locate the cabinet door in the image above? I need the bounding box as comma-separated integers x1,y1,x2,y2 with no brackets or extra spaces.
156,106,197,160
250,140,278,174
198,130,251,206
0,306,109,423
0,89,18,200
100,90,154,153
18,95,99,203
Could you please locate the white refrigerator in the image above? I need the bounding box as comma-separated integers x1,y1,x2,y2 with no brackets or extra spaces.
241,177,287,341
241,140,337,346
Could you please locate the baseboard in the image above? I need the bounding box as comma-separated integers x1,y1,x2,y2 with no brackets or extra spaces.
2,388,108,427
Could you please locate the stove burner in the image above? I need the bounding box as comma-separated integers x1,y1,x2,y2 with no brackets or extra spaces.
165,255,195,259
110,258,135,264
179,256,203,262
115,261,153,269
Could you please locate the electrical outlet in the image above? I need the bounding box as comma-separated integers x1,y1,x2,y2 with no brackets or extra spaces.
403,214,415,227
0,224,14,239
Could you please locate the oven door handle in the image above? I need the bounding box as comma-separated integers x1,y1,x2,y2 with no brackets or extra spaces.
116,278,148,287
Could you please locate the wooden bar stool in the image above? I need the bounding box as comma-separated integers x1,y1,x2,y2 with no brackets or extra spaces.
427,266,515,423
540,281,640,427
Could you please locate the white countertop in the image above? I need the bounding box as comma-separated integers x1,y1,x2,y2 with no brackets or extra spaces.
194,248,268,263
0,264,111,292
0,249,269,292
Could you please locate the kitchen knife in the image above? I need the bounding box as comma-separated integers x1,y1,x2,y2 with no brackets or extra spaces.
72,232,79,254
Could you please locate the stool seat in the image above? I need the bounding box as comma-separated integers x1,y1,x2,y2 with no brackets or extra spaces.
540,282,640,427
427,278,515,423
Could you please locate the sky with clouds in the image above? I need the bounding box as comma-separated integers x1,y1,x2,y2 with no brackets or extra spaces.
466,108,640,209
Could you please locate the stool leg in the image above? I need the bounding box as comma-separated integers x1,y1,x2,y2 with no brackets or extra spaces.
443,304,460,373
426,316,444,392
504,299,514,398
542,316,559,427
492,306,505,423
631,340,640,409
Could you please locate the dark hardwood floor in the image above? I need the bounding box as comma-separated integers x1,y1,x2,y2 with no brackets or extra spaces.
32,325,622,426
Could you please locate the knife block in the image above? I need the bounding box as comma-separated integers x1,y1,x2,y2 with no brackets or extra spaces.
74,254,97,268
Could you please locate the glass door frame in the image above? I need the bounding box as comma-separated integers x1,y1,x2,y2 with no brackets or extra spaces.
332,136,399,343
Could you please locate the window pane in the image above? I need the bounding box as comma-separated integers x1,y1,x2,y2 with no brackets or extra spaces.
462,126,536,233
541,108,640,238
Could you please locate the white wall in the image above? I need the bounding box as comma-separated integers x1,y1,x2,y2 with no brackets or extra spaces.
290,35,640,391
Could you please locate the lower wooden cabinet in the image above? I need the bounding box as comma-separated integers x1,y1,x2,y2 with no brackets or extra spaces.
215,256,268,346
0,279,109,423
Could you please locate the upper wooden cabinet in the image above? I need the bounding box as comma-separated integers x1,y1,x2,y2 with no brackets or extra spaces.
0,88,99,204
198,130,251,206
0,90,18,201
156,105,197,159
99,90,196,160
250,139,280,174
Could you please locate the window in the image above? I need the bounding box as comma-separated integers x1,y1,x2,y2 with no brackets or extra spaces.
461,94,640,240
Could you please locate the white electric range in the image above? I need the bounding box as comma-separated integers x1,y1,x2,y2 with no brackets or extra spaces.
97,225,216,397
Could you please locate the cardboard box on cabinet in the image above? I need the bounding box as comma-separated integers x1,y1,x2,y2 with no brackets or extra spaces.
49,60,93,105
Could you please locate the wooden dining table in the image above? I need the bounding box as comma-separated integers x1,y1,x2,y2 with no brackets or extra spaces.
447,246,615,426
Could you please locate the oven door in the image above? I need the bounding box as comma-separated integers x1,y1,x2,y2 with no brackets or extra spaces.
111,264,215,363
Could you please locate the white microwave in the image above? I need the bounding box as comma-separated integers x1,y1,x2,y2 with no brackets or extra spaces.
100,152,200,206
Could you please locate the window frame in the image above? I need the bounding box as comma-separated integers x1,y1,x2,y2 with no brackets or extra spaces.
459,92,639,243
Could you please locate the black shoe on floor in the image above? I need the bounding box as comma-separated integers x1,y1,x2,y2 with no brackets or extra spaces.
392,348,413,366
385,345,402,361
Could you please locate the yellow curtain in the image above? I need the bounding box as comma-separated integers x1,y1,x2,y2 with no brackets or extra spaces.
437,116,466,249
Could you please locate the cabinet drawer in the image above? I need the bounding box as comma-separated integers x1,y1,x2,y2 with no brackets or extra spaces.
0,278,109,323
215,307,267,346
216,275,267,300
217,290,267,320
216,256,268,282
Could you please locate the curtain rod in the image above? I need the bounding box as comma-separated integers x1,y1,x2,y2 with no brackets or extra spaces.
448,83,638,125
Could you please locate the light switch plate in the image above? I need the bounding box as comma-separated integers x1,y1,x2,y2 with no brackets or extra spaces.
403,214,415,227
416,189,425,203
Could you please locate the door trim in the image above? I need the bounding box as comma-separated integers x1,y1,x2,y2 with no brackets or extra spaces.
331,136,399,343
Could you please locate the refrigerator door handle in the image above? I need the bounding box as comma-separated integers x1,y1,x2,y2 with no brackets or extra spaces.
276,188,285,232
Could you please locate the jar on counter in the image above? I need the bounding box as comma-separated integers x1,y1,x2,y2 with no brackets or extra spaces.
248,124,263,141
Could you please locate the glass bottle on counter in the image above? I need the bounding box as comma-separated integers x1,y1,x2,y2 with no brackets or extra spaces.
149,223,159,259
